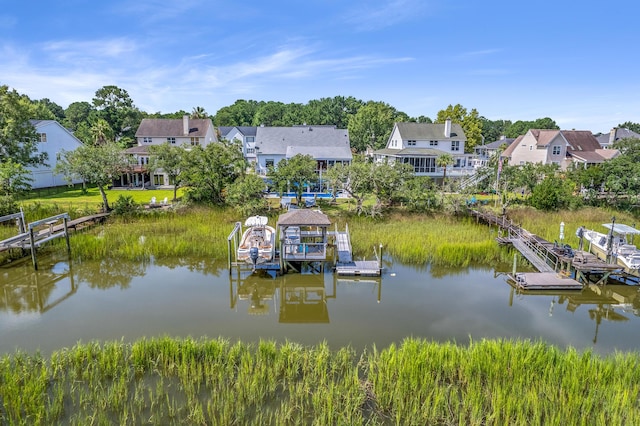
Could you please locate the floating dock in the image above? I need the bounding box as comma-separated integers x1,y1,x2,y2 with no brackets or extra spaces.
510,272,583,290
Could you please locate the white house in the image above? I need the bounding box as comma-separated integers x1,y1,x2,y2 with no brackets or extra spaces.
28,120,84,189
218,126,258,164
501,129,619,170
372,120,473,179
126,115,217,187
254,125,352,171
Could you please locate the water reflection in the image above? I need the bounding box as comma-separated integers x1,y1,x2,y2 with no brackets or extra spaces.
229,268,383,323
508,280,640,345
0,258,76,313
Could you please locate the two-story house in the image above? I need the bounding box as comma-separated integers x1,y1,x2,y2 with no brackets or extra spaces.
594,127,640,149
501,129,619,170
471,136,515,168
218,126,258,165
28,120,84,189
125,115,217,187
372,120,472,179
254,125,352,192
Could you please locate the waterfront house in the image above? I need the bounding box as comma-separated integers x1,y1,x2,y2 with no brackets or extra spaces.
372,120,473,180
218,126,258,165
124,116,217,187
501,129,619,170
472,136,515,168
28,120,84,189
254,125,352,191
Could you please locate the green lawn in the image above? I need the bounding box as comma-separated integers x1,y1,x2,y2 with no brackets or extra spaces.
19,186,183,209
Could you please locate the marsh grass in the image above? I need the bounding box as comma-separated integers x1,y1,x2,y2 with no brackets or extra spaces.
1,337,638,425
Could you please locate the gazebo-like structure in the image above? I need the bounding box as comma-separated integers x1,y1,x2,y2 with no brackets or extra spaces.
277,210,332,268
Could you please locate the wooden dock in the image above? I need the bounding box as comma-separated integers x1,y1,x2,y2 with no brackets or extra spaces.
469,208,633,288
335,260,381,276
510,272,583,290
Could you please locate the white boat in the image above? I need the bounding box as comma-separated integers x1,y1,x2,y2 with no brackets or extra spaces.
583,223,640,275
236,216,276,267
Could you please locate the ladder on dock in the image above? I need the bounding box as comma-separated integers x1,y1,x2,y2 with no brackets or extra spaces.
334,225,382,276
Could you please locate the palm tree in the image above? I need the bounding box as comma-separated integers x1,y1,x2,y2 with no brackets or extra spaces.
436,153,454,186
190,106,208,119
89,118,114,145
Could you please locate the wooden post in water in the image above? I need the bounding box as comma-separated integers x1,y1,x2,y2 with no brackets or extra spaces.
512,253,517,275
29,228,38,270
64,217,71,255
378,244,383,269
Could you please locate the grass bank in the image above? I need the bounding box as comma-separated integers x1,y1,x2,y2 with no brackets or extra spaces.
1,337,638,425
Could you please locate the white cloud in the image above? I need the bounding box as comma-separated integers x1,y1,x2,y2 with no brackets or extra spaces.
344,0,429,31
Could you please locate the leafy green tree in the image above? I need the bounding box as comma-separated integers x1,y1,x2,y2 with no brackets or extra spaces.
0,159,32,196
181,139,247,205
92,85,141,146
303,96,363,128
148,143,185,201
225,173,268,216
618,121,640,134
401,176,439,211
213,99,261,126
480,117,512,144
529,175,574,211
348,101,408,152
369,161,414,213
0,85,45,167
35,98,65,121
55,142,131,212
324,156,373,214
63,101,94,131
89,118,115,145
268,154,317,206
436,104,482,153
252,101,290,126
436,153,454,184
504,117,559,138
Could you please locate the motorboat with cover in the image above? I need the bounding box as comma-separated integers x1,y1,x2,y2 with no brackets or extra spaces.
583,223,640,275
236,216,276,267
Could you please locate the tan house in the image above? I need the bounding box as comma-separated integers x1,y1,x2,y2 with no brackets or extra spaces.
501,129,619,170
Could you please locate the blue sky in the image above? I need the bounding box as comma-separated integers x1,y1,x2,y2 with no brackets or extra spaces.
1,0,638,133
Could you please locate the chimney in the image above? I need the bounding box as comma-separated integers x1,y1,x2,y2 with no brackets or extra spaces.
609,128,617,145
183,115,189,136
444,118,452,138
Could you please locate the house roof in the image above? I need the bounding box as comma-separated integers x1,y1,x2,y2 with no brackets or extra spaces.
219,126,257,138
394,122,467,141
277,209,332,227
135,118,213,138
562,130,602,152
286,145,352,161
476,138,516,151
29,119,84,144
124,146,150,155
594,128,640,146
255,126,350,156
498,135,523,158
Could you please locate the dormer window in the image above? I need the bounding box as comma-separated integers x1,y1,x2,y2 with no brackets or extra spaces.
167,137,176,144
143,137,152,144
430,140,438,146
407,140,416,146
552,146,561,155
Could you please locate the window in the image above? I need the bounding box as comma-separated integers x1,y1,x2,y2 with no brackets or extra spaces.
37,133,47,142
153,174,164,185
265,159,274,168
451,141,460,152
142,137,152,144
246,148,255,154
403,157,436,173
56,152,61,161
529,145,533,151
190,137,200,146
407,140,416,146
552,146,561,155
246,136,255,143
430,140,438,146
167,137,176,144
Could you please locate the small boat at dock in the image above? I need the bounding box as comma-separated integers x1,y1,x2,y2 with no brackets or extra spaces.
583,223,640,276
236,216,275,268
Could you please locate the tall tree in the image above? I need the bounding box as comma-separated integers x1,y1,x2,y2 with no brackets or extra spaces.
92,85,141,146
324,156,373,214
268,154,317,206
303,96,363,128
89,118,115,145
55,142,131,212
180,139,247,205
504,117,559,138
148,143,185,201
480,117,512,144
213,99,261,126
348,101,408,152
0,85,45,167
35,98,65,121
63,101,94,131
190,106,208,119
436,104,482,153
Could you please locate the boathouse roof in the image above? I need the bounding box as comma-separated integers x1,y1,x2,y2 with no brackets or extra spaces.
277,209,331,227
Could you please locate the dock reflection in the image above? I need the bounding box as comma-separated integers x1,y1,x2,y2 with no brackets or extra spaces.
508,280,640,344
0,259,76,314
228,265,383,323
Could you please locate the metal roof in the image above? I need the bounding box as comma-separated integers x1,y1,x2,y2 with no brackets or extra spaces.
603,223,640,234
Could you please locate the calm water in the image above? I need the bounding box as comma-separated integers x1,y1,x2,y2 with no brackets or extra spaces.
1,253,639,356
